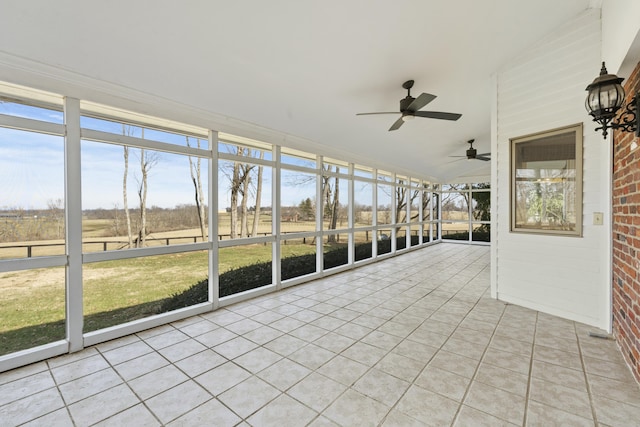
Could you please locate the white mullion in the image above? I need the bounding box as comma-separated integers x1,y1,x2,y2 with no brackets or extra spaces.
210,131,219,309
391,173,397,253
468,185,473,243
348,163,354,265
82,242,210,263
0,255,66,273
0,113,65,136
406,182,411,249
81,129,209,158
273,145,282,290
64,97,83,353
372,169,378,258
316,155,323,273
218,152,274,168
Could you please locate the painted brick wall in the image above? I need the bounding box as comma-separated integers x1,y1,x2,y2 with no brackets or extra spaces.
612,59,640,383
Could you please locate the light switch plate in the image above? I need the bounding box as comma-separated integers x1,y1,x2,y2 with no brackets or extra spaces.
593,212,603,225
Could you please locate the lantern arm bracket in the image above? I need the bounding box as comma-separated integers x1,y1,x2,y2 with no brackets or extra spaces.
612,94,639,137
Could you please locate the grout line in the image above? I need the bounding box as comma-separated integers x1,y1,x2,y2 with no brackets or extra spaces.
576,322,600,424
521,310,539,427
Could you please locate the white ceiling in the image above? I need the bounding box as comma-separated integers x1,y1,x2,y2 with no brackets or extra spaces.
0,0,594,182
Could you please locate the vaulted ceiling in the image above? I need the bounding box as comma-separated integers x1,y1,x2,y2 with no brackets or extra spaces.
0,0,594,181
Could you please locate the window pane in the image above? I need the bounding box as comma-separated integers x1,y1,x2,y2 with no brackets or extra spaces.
472,224,491,242
442,222,469,241
322,174,348,231
512,125,581,234
281,237,316,280
83,251,208,332
422,223,432,243
422,190,432,221
218,141,272,161
354,231,373,262
219,244,272,297
82,141,209,250
354,181,373,227
441,192,469,221
0,266,65,355
281,148,315,168
377,184,392,225
281,169,316,233
218,160,272,239
0,99,63,123
471,191,491,222
397,227,407,250
377,229,392,255
0,128,65,259
410,225,421,246
323,233,348,270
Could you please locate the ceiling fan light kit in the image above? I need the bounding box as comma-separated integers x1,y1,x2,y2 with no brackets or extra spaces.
357,80,462,131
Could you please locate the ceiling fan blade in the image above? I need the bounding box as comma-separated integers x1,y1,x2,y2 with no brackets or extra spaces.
389,117,404,131
413,111,462,121
448,155,467,158
407,93,436,112
476,155,491,161
356,112,401,116
477,152,490,157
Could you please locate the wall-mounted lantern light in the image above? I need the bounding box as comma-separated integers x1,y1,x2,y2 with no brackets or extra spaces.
585,62,638,139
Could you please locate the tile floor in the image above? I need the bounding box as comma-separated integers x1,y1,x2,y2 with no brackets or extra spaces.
1,244,640,426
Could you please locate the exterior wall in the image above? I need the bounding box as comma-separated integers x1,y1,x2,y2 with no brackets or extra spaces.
612,60,640,383
492,9,612,329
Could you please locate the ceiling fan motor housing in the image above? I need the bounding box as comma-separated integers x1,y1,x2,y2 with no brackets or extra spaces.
400,96,415,113
466,147,477,159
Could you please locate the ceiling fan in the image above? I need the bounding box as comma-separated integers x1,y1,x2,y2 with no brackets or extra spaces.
357,80,462,131
449,139,491,161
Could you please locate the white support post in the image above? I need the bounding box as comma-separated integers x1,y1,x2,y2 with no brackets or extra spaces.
391,173,397,254
316,156,323,273
64,97,83,352
273,146,282,290
348,163,354,265
210,131,219,309
372,169,378,258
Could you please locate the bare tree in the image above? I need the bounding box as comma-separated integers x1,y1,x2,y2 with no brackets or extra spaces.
229,148,243,239
136,144,159,247
186,137,206,240
46,198,64,238
123,142,133,248
251,151,264,237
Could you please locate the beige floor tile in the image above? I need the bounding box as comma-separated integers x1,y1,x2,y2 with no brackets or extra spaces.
587,373,640,406
475,362,528,396
454,405,518,427
396,385,459,427
592,394,640,426
195,361,251,395
257,358,311,391
174,349,226,377
143,329,190,350
428,350,479,378
464,381,525,425
288,324,328,342
51,354,110,384
21,407,75,427
483,347,531,375
251,309,286,325
58,368,122,404
287,372,347,412
414,365,471,401
341,341,388,366
234,347,282,373
0,387,65,426
583,356,635,382
0,370,55,406
391,339,438,363
317,355,369,386
323,389,389,427
531,359,587,392
381,409,429,427
114,351,169,381
167,398,240,426
264,334,307,356
361,330,404,351
194,327,238,347
525,401,594,427
68,384,139,426
529,377,592,418
93,403,160,427
288,344,335,370
159,338,207,363
218,376,280,419
533,345,582,370
242,325,284,345
213,336,258,359
247,394,317,427
313,331,355,353
129,364,188,400
224,318,263,335
177,319,219,337
353,368,411,406
0,361,48,386
101,341,154,366
375,350,426,382
145,380,211,424
47,347,100,369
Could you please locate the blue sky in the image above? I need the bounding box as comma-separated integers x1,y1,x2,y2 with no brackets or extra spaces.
0,102,374,211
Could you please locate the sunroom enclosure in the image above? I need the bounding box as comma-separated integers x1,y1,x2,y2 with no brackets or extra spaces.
0,84,489,372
